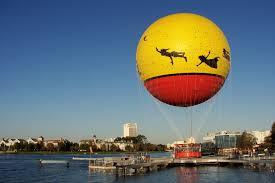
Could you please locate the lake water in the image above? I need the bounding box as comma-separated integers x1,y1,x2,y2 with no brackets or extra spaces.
0,153,274,183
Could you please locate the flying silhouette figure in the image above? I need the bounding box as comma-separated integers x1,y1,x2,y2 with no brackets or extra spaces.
222,48,230,61
197,51,219,69
156,47,187,65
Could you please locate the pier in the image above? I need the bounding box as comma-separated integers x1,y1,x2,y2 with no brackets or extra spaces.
88,156,170,175
85,154,275,176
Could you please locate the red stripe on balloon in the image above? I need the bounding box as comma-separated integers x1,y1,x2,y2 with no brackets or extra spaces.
144,74,225,107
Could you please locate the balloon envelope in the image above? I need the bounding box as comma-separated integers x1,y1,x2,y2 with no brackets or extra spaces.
136,13,231,107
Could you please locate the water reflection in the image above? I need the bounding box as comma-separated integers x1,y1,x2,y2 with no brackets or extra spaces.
176,167,199,183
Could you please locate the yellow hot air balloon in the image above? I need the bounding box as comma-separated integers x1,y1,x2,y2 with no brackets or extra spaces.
136,13,231,107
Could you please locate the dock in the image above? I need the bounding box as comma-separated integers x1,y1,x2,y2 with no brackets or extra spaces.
88,155,170,175
39,159,70,167
72,157,95,161
86,154,275,176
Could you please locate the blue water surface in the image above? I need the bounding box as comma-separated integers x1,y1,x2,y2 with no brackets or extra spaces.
0,153,274,183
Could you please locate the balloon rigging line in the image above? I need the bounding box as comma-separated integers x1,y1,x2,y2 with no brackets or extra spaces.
195,96,216,139
153,99,183,140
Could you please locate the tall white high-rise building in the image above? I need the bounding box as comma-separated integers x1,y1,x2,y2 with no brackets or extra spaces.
123,123,138,137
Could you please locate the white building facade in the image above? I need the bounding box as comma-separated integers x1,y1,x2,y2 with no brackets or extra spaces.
248,130,270,144
0,138,24,147
202,132,216,143
123,123,138,137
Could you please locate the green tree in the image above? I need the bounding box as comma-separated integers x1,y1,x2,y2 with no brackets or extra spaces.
134,135,148,144
156,144,166,151
0,144,6,151
146,143,159,151
110,144,119,152
201,142,218,155
271,122,275,152
133,143,141,151
114,134,148,144
13,143,20,151
58,142,65,151
91,144,98,152
46,143,55,152
26,143,38,151
262,121,275,153
237,132,257,150
125,145,134,152
13,141,27,151
79,144,89,152
58,140,73,151
36,142,44,151
114,137,122,142
70,143,79,152
100,144,107,152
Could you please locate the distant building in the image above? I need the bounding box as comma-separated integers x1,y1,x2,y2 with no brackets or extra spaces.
0,138,8,146
105,138,115,143
26,138,38,144
123,123,138,137
202,131,241,148
114,142,133,151
202,132,216,143
26,136,44,144
44,138,64,148
167,137,196,149
248,130,270,144
79,140,91,145
8,139,21,146
0,138,25,147
204,129,271,148
215,131,241,148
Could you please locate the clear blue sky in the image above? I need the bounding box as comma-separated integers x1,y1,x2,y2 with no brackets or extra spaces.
0,0,274,144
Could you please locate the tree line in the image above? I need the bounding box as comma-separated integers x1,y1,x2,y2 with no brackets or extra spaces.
0,140,79,152
0,134,166,153
80,135,166,152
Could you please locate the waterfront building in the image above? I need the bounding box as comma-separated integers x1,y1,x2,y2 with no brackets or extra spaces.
123,123,138,137
202,131,241,148
0,138,25,147
105,138,115,143
79,140,91,145
44,138,64,148
214,131,241,148
168,137,196,149
26,138,38,144
114,142,133,151
202,132,216,143
0,138,9,146
8,139,21,146
248,130,270,144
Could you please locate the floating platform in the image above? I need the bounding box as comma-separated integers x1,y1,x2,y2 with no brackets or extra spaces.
72,157,96,161
39,159,70,167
